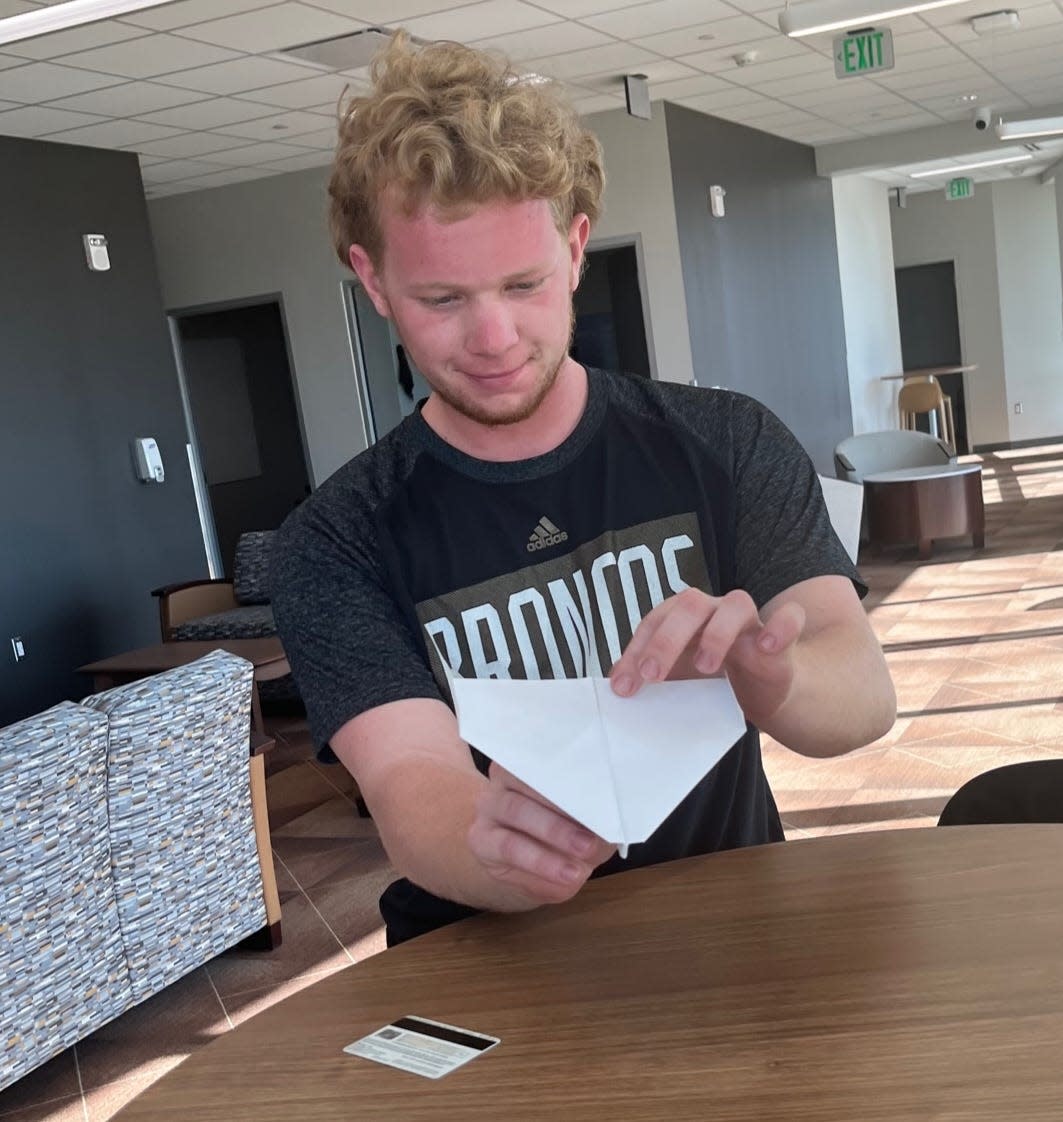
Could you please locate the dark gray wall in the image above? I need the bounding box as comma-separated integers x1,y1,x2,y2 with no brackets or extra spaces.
663,103,852,473
1,136,205,726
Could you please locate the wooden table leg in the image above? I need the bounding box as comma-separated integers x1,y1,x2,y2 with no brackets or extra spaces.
247,752,282,949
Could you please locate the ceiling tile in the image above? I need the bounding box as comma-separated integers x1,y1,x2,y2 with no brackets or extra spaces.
135,130,256,158
161,165,279,191
405,0,560,42
153,55,321,94
0,103,106,137
260,148,335,172
264,124,337,147
474,22,612,61
682,35,807,74
178,3,366,52
584,0,735,38
529,0,646,16
196,138,319,164
0,54,27,71
120,0,279,30
232,72,357,109
633,15,777,58
715,0,779,14
725,52,827,86
0,61,121,102
44,117,183,148
582,59,701,89
215,107,334,139
889,28,950,54
304,0,475,19
649,72,735,100
46,80,208,116
136,96,280,129
3,21,150,60
676,86,773,112
573,93,627,115
58,34,241,79
141,157,224,183
524,41,657,80
0,0,36,14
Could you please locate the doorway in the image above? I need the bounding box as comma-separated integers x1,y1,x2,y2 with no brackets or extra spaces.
171,300,310,576
573,243,652,378
895,261,969,454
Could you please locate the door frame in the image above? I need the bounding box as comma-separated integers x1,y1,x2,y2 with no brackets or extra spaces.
166,293,312,574
341,279,386,449
583,232,658,381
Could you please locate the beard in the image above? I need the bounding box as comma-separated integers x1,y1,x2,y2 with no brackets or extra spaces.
408,305,576,429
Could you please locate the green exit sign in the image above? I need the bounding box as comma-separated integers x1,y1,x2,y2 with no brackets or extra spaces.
946,177,974,200
834,28,894,78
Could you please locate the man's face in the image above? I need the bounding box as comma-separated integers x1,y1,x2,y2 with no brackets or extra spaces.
350,196,588,430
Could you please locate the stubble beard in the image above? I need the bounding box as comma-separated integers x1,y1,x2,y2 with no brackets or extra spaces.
421,305,576,430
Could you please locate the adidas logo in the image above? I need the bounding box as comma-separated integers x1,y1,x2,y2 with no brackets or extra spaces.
527,516,569,552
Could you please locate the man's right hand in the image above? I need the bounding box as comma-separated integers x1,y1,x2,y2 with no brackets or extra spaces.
467,762,617,905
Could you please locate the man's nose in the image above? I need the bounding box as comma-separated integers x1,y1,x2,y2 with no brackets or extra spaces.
466,298,519,355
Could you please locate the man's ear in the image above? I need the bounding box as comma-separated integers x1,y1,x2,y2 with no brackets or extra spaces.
567,213,591,292
349,244,391,318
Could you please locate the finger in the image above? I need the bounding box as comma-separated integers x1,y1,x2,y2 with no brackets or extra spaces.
610,588,714,696
692,589,762,675
756,600,805,656
469,818,591,892
485,765,601,859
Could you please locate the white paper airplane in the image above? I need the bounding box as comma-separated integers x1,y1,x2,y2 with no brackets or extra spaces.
448,673,747,856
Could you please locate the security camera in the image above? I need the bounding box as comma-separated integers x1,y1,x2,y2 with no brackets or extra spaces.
974,106,993,131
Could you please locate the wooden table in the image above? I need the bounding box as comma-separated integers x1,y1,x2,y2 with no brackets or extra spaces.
114,826,1063,1121
78,638,288,945
864,463,985,559
79,637,290,735
880,364,978,381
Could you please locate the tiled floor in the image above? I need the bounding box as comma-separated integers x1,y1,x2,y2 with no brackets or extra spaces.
5,443,1063,1119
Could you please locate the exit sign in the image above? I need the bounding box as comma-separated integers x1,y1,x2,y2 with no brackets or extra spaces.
946,177,974,200
834,28,894,78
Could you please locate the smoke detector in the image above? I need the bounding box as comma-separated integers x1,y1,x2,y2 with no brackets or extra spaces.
733,49,760,67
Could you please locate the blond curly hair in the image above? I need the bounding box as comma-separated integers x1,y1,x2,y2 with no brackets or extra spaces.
328,32,605,266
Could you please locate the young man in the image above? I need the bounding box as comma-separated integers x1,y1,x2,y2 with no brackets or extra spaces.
271,34,896,946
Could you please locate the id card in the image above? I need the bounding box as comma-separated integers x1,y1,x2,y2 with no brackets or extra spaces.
345,1015,500,1079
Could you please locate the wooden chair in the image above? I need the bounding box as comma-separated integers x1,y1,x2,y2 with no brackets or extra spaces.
898,379,955,451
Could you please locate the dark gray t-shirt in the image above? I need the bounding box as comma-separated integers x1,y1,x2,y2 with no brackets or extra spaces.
271,368,863,943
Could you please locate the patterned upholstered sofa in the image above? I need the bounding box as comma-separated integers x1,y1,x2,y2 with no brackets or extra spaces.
151,530,298,703
0,650,275,1092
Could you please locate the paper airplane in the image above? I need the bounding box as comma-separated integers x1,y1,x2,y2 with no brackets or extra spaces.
448,674,747,855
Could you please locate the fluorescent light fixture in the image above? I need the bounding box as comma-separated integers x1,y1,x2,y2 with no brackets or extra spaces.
778,0,974,37
969,8,1019,33
0,0,178,48
996,116,1063,140
908,153,1032,178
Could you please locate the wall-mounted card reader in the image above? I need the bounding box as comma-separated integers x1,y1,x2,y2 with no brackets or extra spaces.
133,437,165,483
83,234,110,271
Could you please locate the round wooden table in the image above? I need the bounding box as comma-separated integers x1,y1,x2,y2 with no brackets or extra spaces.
864,463,985,559
115,826,1063,1121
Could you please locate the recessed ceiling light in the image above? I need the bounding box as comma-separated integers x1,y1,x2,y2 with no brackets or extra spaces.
908,153,1032,178
778,0,974,39
969,8,1020,34
955,93,979,103
0,0,179,46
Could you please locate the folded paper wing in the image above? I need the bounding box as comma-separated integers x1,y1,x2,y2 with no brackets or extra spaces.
450,675,747,848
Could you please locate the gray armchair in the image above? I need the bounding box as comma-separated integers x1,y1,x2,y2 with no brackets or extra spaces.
834,430,954,483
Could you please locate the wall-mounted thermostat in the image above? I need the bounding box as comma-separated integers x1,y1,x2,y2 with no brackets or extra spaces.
83,234,110,272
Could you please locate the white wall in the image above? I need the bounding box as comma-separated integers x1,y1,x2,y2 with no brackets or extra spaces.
992,178,1063,442
583,106,695,386
890,185,1009,448
149,167,364,487
831,174,903,436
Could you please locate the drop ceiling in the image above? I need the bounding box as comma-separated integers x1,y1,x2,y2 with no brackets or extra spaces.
2,0,1063,197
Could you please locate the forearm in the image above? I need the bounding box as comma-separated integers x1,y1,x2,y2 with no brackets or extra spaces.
367,754,545,914
759,621,896,757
